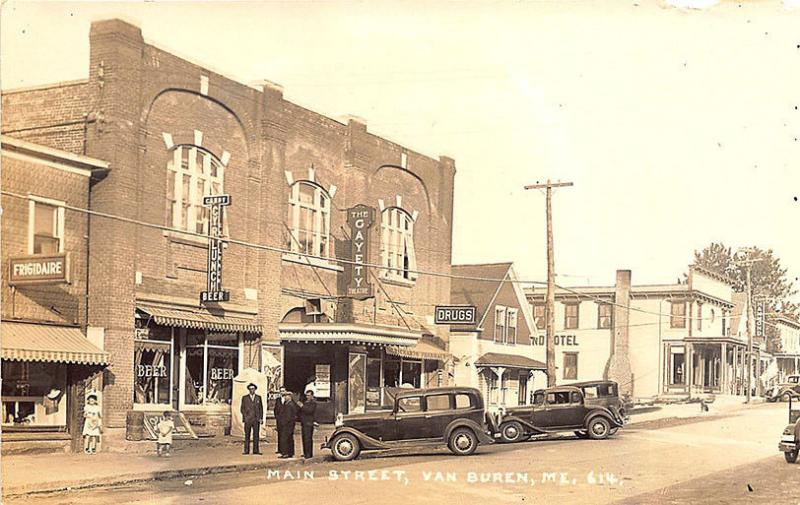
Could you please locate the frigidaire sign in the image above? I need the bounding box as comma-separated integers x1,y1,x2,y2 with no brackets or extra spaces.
9,254,69,285
346,204,375,300
200,194,231,304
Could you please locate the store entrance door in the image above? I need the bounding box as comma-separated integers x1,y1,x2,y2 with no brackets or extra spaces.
283,343,338,423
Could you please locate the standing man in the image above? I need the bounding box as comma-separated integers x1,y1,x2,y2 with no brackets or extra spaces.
240,383,263,455
276,390,298,458
273,386,287,455
299,389,317,459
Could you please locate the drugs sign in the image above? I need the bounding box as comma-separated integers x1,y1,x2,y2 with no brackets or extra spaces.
434,305,477,325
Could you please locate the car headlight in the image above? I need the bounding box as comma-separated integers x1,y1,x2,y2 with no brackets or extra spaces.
334,413,344,428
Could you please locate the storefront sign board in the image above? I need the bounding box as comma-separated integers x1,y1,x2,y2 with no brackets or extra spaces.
346,204,375,300
201,194,231,304
9,254,69,285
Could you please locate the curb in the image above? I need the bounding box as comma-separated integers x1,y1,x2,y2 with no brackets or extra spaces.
2,456,325,499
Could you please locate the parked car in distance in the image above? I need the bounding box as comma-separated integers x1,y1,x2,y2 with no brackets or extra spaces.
322,387,496,461
766,375,800,402
497,380,627,443
778,391,800,463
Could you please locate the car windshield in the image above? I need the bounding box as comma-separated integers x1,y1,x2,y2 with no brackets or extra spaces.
532,392,545,405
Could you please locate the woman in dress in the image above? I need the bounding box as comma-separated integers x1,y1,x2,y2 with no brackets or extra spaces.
82,393,102,454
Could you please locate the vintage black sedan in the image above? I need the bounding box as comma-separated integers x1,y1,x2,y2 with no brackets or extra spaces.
778,391,800,463
497,380,627,443
322,387,496,461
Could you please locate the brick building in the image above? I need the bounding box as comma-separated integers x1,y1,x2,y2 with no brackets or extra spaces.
1,135,110,451
2,18,455,443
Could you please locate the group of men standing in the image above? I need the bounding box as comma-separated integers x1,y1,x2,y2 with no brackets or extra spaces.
239,382,317,459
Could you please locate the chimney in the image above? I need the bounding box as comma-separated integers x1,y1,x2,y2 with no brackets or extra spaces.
605,270,634,397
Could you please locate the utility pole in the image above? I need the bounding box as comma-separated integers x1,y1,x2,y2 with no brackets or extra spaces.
525,180,574,387
735,248,762,404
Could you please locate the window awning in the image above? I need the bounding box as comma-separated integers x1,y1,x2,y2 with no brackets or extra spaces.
138,305,261,334
386,341,450,360
279,323,422,347
475,352,546,370
1,321,108,366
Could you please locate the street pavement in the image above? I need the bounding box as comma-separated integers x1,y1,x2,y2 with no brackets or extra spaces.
6,402,793,505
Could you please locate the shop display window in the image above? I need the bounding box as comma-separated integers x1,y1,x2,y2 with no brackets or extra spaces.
134,327,173,405
183,330,240,407
1,361,67,428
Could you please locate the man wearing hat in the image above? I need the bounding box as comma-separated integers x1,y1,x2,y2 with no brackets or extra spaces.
273,387,287,455
275,389,299,458
240,383,264,455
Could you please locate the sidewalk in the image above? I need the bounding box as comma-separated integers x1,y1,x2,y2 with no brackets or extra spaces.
627,395,767,427
2,437,325,498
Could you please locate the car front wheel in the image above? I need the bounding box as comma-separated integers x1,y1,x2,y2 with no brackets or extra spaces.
448,427,478,456
331,433,361,461
785,450,799,464
500,421,526,443
587,417,611,440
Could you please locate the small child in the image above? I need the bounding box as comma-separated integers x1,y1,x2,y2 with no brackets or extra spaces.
82,393,102,454
157,411,175,457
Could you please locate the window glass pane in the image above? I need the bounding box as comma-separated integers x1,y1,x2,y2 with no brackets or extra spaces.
2,362,68,427
134,342,171,405
563,353,578,380
206,347,237,405
34,204,55,235
455,394,473,409
383,359,401,388
207,332,238,347
426,394,451,411
298,184,315,204
397,396,421,413
570,392,581,403
533,392,545,405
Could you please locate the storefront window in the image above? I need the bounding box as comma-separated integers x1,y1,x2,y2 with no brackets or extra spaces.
134,327,173,405
2,361,67,428
400,360,421,388
671,348,685,385
183,330,240,406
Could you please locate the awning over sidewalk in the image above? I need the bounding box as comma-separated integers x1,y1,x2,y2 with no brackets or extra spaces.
137,305,261,334
475,352,546,370
1,321,108,365
386,341,450,360
279,323,421,347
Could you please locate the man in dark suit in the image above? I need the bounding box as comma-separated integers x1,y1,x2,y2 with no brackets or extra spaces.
272,387,287,455
299,389,317,459
276,390,298,458
240,383,264,455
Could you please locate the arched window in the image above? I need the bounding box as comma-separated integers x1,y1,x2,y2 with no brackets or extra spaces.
166,145,225,234
380,207,417,281
287,181,331,257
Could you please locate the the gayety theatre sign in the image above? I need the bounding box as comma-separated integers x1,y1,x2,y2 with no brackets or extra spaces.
9,254,69,285
346,204,375,300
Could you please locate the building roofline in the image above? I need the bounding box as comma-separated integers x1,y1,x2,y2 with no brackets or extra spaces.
1,135,110,176
1,79,89,95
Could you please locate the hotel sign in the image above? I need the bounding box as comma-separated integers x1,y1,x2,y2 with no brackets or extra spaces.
755,301,765,338
532,334,580,346
201,194,231,304
346,204,375,300
9,254,69,285
435,305,477,325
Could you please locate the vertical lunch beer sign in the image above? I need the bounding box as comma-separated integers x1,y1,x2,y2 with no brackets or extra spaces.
346,204,375,300
201,194,231,304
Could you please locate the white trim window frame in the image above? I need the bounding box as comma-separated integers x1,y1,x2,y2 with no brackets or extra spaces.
380,207,417,282
494,305,507,343
506,308,518,344
28,196,65,255
167,145,226,235
287,181,331,258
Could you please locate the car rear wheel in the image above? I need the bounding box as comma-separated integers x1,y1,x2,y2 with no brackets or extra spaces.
448,427,478,456
587,417,611,440
785,450,799,464
500,421,525,443
331,433,361,461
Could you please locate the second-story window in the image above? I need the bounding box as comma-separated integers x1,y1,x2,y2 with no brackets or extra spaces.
28,198,65,255
494,306,506,342
506,308,518,344
167,146,225,235
564,303,579,330
287,181,331,257
597,303,612,329
380,207,417,282
533,304,546,330
670,301,686,329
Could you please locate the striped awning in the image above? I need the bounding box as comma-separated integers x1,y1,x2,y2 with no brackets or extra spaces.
1,321,108,365
387,341,450,360
279,323,421,347
138,305,261,334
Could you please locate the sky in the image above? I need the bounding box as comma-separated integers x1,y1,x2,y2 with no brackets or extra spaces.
2,0,800,292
